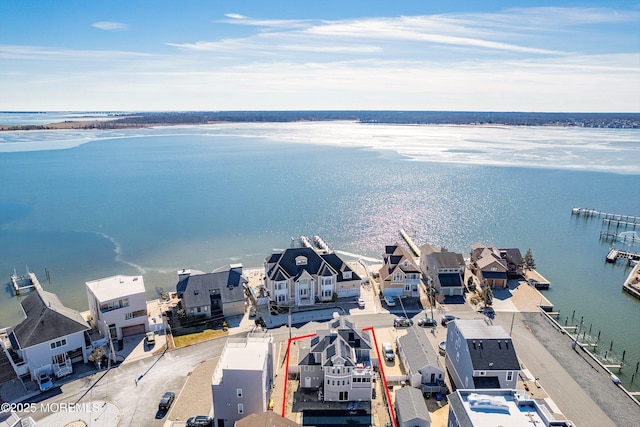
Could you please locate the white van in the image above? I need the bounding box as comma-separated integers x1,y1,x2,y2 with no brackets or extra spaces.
382,342,395,361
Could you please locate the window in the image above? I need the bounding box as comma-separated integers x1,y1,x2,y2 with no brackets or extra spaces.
393,272,403,282
237,403,244,414
321,277,333,286
507,371,513,382
49,339,67,350
404,284,411,291
237,389,243,397
125,312,133,320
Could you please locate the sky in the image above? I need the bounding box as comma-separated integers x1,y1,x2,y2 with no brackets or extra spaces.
1,1,639,112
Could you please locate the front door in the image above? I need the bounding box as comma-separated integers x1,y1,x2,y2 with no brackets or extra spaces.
305,376,311,388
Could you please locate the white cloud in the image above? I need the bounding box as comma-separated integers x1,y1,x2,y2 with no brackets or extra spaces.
92,21,129,31
224,13,246,19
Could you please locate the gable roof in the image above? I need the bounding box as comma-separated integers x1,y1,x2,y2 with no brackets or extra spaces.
454,320,520,371
395,386,431,424
379,243,420,280
300,317,371,368
397,327,442,374
266,247,360,283
10,289,89,349
177,264,246,308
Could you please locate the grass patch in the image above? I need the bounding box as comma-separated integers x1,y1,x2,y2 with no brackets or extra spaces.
173,328,228,348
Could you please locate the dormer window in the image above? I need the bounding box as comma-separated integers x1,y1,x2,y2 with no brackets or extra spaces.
296,256,307,266
343,271,351,279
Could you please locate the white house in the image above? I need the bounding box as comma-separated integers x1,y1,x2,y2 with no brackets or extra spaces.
396,327,446,393
86,275,148,341
378,243,421,298
211,334,275,427
264,247,361,306
4,289,90,380
298,317,374,402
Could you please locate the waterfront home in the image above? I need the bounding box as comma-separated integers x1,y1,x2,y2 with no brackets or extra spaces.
396,327,446,393
297,316,374,402
470,243,523,288
394,386,431,427
448,389,575,426
378,243,421,298
445,320,520,391
176,264,247,320
86,275,148,340
2,289,90,380
264,247,361,306
211,334,275,427
419,244,466,296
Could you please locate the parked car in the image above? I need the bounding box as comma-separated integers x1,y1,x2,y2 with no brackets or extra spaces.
357,297,365,308
186,416,213,427
158,391,175,411
382,342,395,361
37,372,53,392
384,296,396,307
393,316,413,327
249,306,257,317
417,317,437,327
441,314,459,326
479,306,495,317
438,341,446,354
146,331,156,347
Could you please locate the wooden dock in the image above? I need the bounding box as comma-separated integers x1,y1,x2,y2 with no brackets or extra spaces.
399,228,420,257
622,262,640,300
10,271,42,296
571,208,640,223
605,248,640,264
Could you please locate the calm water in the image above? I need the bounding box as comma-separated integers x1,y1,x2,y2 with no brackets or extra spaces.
0,120,638,387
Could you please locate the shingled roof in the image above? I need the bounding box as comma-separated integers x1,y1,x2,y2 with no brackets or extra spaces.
9,289,89,349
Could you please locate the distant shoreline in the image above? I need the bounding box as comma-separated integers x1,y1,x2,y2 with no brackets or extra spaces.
1,111,638,131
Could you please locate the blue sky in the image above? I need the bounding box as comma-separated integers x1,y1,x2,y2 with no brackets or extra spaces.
1,1,638,112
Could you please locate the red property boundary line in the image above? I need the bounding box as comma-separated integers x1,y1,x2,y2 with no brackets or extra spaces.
280,328,397,427
364,327,398,427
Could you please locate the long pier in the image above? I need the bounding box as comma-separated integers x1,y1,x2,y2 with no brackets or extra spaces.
572,208,640,223
399,228,420,257
605,248,640,264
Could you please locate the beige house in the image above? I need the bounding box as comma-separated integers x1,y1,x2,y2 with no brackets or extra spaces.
419,244,466,296
470,243,510,288
378,243,421,297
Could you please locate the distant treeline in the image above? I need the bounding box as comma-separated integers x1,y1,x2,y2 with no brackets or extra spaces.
114,111,640,128
2,111,639,130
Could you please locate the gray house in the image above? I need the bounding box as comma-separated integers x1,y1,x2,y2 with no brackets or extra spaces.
444,320,520,391
419,244,466,296
176,264,247,319
395,386,431,427
211,334,275,427
396,327,446,393
298,316,374,402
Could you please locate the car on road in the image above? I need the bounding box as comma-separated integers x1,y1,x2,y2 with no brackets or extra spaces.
441,314,459,326
417,317,437,327
438,341,446,354
186,416,213,427
37,372,53,392
158,391,175,411
382,342,395,361
146,331,156,347
357,297,365,308
384,296,396,307
393,316,413,327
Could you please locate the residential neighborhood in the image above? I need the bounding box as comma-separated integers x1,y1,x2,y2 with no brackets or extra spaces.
0,236,636,427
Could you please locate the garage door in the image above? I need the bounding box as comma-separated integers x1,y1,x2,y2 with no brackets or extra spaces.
121,324,146,337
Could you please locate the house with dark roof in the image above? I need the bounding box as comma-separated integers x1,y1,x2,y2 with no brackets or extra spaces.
419,244,466,296
298,317,374,402
264,247,361,306
444,320,520,391
394,386,431,427
4,289,90,380
176,264,247,320
378,243,421,297
470,243,521,288
396,327,446,393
